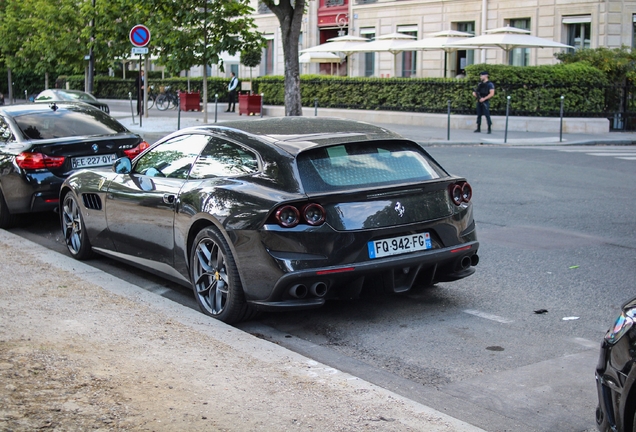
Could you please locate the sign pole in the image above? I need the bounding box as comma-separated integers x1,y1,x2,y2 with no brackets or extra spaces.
129,24,151,126
139,54,142,128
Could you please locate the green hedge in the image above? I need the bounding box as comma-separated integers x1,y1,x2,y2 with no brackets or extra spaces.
45,63,610,116
59,75,232,102
252,63,609,116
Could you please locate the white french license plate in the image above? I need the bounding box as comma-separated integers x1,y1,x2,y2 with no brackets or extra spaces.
72,154,117,169
368,233,432,259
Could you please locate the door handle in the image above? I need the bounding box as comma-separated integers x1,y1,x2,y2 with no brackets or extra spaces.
163,194,176,205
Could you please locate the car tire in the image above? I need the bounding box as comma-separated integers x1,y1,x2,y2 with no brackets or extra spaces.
0,188,18,229
61,191,94,260
190,227,253,324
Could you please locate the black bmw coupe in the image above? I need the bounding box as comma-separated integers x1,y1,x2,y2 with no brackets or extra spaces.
0,102,148,228
60,117,479,323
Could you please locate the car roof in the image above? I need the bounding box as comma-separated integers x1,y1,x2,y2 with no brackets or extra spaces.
0,102,102,117
180,117,407,155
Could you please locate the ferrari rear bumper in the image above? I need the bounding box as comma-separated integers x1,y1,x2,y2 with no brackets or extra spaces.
248,241,479,311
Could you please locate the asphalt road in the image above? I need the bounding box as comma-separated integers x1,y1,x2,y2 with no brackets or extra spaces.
10,144,636,432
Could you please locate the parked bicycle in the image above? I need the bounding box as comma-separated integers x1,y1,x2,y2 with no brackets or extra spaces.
156,86,179,111
145,85,158,110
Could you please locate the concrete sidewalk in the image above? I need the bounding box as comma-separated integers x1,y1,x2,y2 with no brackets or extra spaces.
0,229,484,431
108,101,636,147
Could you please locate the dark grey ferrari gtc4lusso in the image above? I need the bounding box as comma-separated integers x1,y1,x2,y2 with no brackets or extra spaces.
60,117,479,323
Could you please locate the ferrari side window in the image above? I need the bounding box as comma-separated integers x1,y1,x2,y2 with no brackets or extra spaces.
134,134,210,179
189,138,259,179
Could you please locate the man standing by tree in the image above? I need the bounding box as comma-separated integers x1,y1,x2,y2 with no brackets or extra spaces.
472,71,495,134
226,72,238,112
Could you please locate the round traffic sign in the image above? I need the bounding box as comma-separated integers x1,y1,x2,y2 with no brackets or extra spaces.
129,25,151,48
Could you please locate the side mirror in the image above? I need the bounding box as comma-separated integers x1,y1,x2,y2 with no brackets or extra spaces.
113,157,132,174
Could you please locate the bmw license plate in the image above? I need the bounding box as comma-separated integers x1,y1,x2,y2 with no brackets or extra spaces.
368,233,432,259
71,154,117,169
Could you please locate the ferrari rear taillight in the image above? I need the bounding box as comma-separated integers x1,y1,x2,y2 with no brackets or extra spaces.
275,205,300,228
123,141,150,158
274,202,326,228
301,203,326,226
450,181,472,206
15,152,65,169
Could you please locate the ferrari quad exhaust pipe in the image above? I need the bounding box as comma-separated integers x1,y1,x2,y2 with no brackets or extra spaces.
289,284,308,299
471,254,480,267
460,256,472,270
309,282,328,298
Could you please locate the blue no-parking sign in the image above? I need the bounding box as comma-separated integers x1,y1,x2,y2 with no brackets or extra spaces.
129,25,151,48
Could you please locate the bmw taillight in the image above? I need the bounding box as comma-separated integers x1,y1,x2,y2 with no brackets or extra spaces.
273,203,326,228
123,141,150,159
15,152,65,169
450,181,472,206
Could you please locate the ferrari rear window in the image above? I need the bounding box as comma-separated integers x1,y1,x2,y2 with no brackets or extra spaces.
14,107,127,140
296,141,445,193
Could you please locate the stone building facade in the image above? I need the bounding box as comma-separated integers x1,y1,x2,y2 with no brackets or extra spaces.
239,0,636,79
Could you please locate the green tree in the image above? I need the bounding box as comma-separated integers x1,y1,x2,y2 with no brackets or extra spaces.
80,0,153,92
260,0,306,116
555,47,636,84
149,0,263,122
241,44,263,85
0,0,102,95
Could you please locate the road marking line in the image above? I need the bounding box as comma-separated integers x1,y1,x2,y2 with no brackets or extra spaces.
588,153,636,157
463,309,514,324
573,337,599,349
555,148,636,153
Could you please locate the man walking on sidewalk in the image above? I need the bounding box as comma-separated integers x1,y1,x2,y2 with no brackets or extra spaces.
226,72,238,113
472,71,495,134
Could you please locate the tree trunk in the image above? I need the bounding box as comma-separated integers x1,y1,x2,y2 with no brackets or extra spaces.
7,68,13,104
203,68,208,123
45,72,49,90
269,0,305,116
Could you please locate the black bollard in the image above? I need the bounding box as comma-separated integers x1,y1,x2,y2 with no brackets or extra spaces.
504,96,511,144
559,95,564,143
214,94,218,123
447,100,451,141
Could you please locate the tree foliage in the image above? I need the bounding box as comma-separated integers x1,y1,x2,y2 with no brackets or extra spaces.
555,47,636,84
147,0,263,75
0,0,83,76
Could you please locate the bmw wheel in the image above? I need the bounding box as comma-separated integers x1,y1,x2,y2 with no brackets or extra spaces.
61,192,94,260
0,189,17,229
190,227,252,323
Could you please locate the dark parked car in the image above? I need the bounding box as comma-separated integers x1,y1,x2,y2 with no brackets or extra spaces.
60,117,479,323
34,89,110,114
596,296,636,432
0,102,148,228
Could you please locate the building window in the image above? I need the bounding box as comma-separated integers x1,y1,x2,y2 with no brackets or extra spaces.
325,0,344,6
397,26,417,78
632,15,636,48
507,18,530,66
257,1,271,14
454,22,475,73
360,28,375,77
563,16,591,51
262,37,274,76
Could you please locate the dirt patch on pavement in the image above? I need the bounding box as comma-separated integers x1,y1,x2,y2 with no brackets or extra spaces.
0,237,473,431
